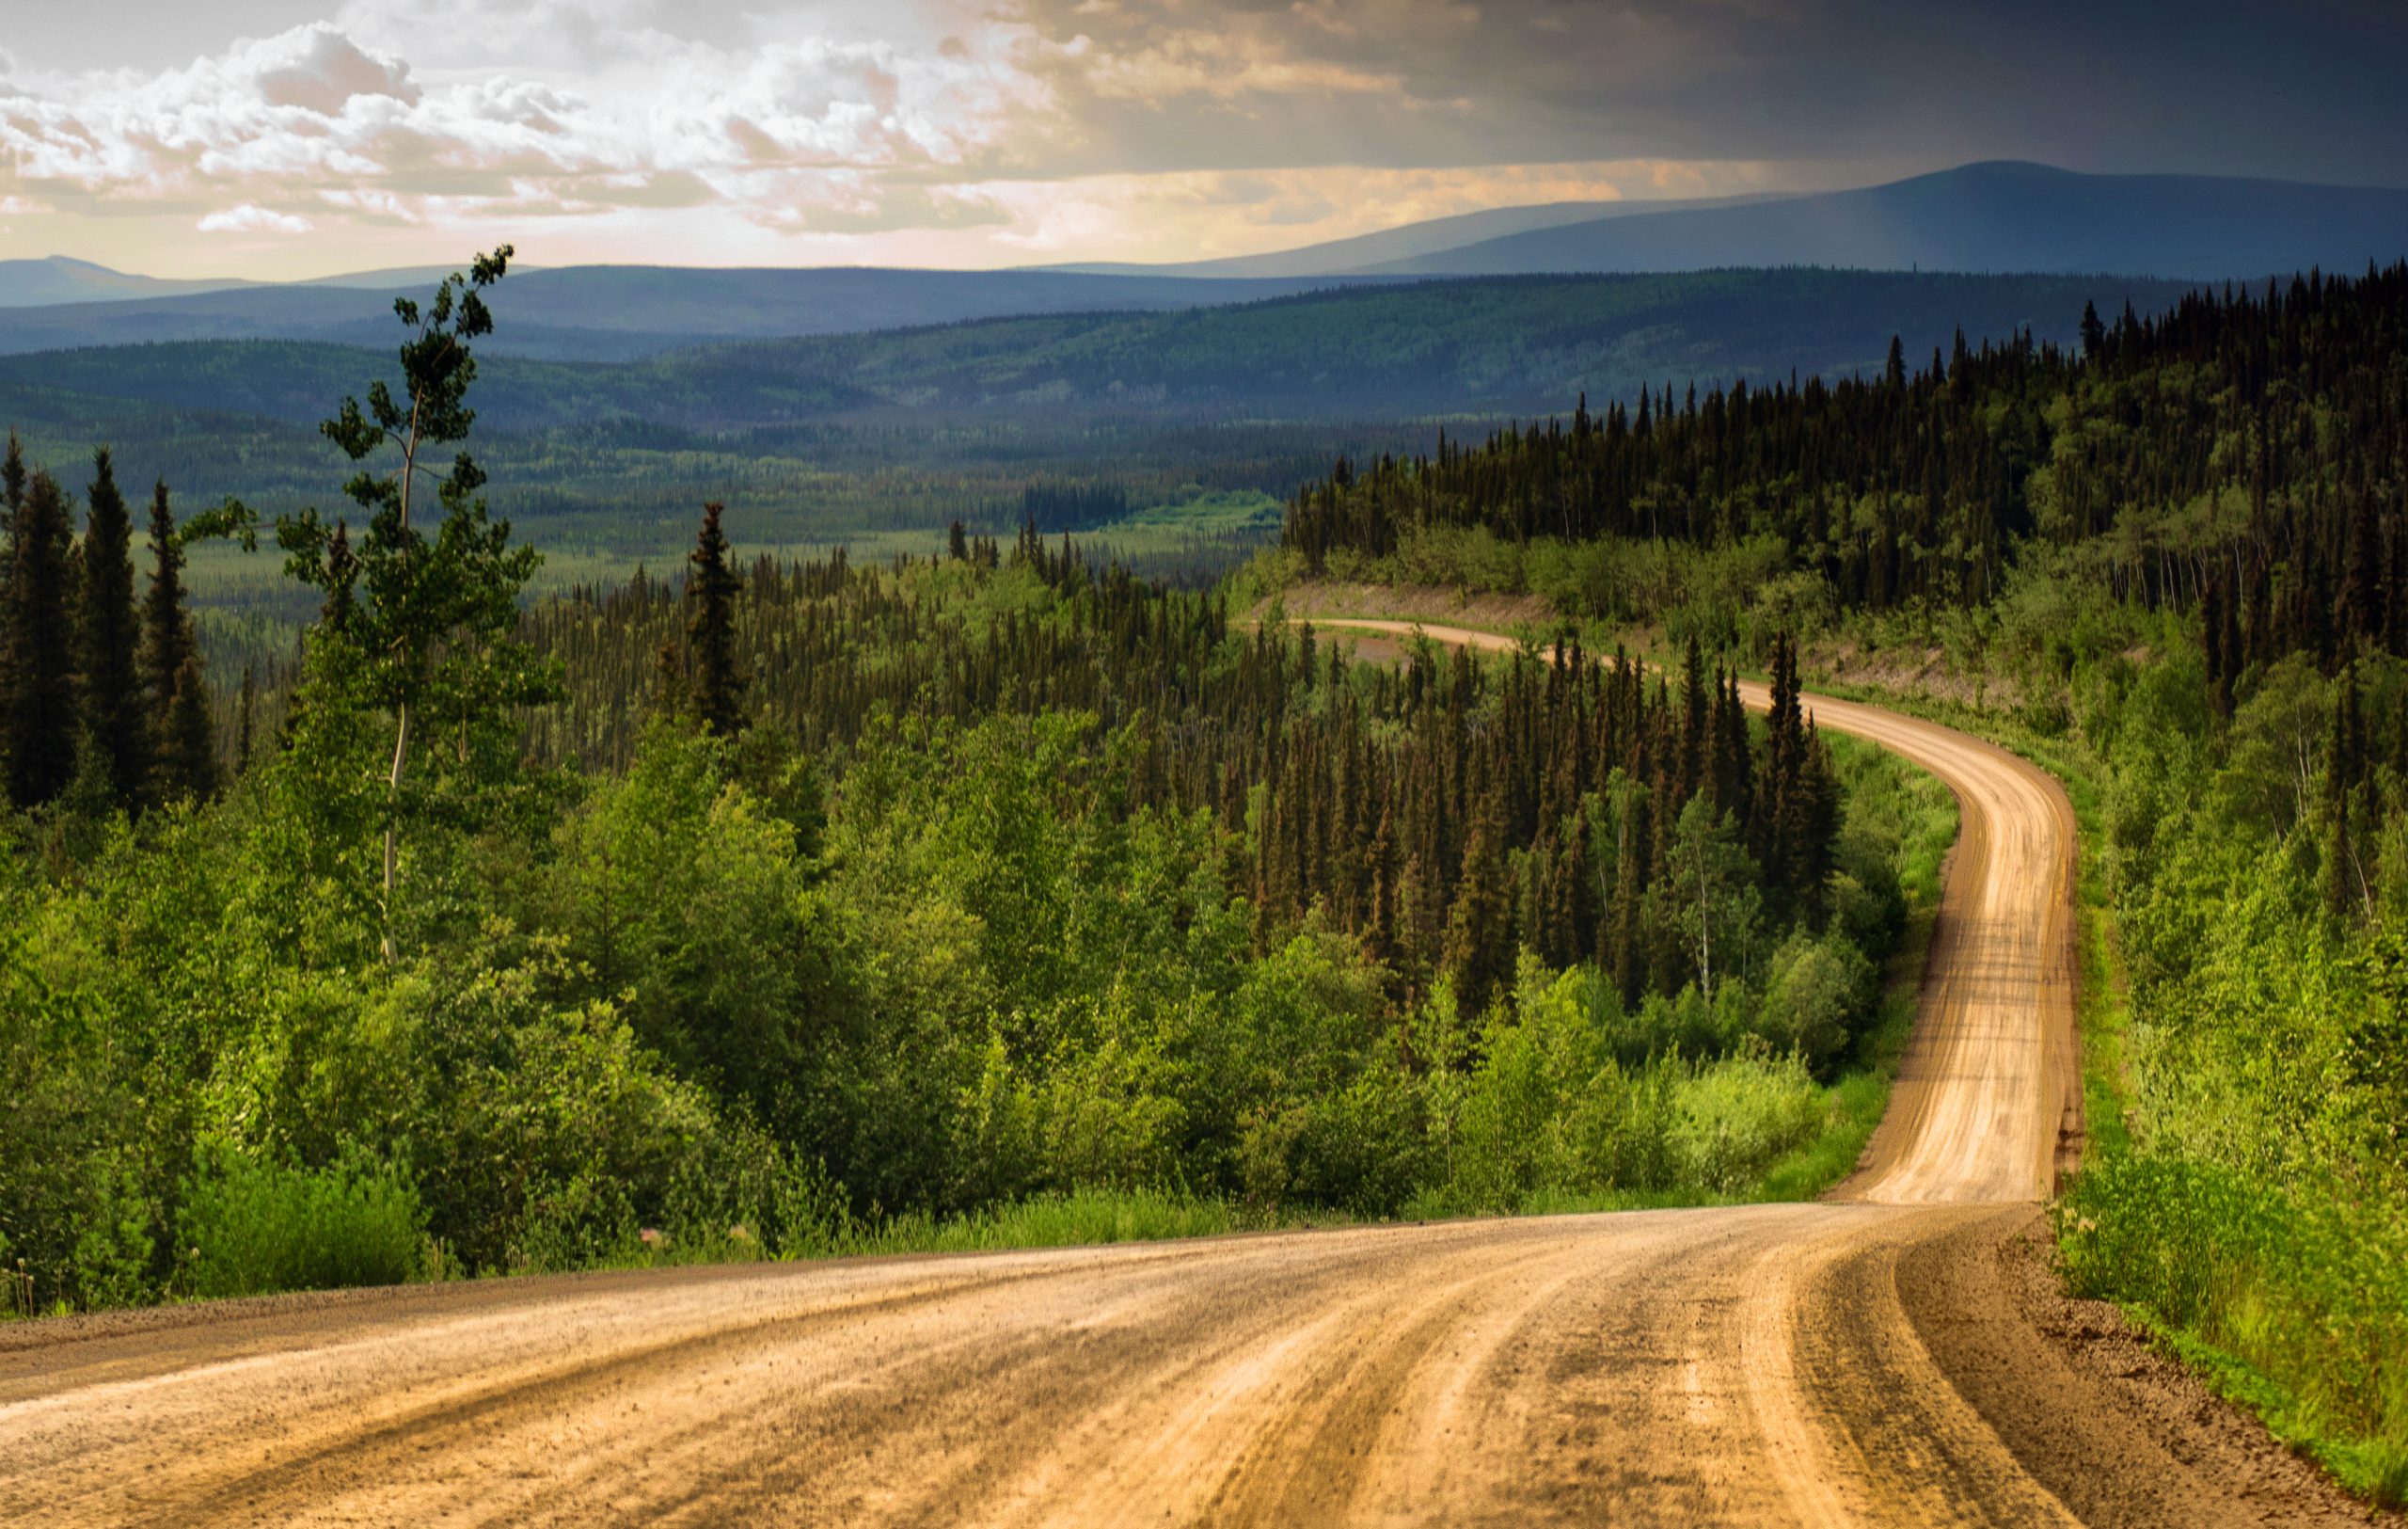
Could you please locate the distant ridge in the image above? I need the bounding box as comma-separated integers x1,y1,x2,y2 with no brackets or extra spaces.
1060,163,2408,282
0,267,1399,362
1335,163,2408,279
1038,192,1793,279
0,256,258,309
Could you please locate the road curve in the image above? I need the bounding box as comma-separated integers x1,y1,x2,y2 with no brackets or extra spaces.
0,622,2153,1528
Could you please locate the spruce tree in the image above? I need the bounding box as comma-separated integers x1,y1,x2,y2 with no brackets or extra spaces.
686,501,745,737
236,665,257,776
76,450,148,809
160,655,217,804
140,482,211,801
1441,760,1513,1018
141,482,194,736
6,470,79,808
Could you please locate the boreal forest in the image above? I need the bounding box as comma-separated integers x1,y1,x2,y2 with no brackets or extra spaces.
1,253,2403,1505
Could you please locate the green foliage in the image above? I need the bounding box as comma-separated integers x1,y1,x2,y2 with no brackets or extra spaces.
177,1151,425,1299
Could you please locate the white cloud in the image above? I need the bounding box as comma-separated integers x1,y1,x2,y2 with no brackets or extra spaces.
0,11,1064,245
198,203,317,234
0,0,1844,274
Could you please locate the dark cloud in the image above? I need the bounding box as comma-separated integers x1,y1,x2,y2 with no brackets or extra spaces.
1004,0,2408,185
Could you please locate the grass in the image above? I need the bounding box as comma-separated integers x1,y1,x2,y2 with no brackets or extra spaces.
176,1153,429,1300
1794,661,2408,1512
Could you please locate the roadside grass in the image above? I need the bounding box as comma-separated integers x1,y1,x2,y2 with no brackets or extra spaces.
175,1152,429,1300
1796,666,2408,1512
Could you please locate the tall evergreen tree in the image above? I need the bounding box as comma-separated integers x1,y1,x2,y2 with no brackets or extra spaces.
160,655,217,805
6,470,79,808
141,483,194,732
686,501,746,737
76,450,148,809
0,434,21,513
140,482,211,801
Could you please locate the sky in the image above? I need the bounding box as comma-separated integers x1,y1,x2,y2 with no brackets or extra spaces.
2,0,2402,279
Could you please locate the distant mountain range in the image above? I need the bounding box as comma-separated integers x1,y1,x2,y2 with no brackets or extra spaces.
1041,192,1792,279
2,163,2400,365
0,267,1394,361
0,257,469,309
1056,163,2408,282
0,269,2199,438
1323,163,2408,280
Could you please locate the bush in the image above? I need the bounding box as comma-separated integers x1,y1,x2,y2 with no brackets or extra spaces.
1671,1053,1829,1193
1756,933,1876,1073
179,1151,425,1298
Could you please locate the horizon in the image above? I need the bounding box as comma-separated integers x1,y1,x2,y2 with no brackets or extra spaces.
6,0,2406,280
12,159,2408,287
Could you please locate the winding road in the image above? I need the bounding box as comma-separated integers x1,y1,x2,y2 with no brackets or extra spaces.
0,623,2317,1526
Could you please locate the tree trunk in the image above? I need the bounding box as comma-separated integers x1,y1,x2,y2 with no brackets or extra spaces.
380,406,421,962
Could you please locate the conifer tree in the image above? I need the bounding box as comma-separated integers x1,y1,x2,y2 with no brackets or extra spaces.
139,482,214,801
6,470,78,808
160,655,216,804
236,665,257,776
141,482,195,737
686,501,745,737
1441,761,1513,1017
76,450,148,809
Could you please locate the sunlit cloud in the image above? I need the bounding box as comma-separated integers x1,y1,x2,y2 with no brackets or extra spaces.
198,203,316,234
0,0,2399,277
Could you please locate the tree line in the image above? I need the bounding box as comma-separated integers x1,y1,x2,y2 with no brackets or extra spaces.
1283,263,2408,633
0,436,223,817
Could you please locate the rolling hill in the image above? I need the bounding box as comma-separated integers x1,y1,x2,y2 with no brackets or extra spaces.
1337,163,2408,279
0,267,1393,362
0,268,2202,435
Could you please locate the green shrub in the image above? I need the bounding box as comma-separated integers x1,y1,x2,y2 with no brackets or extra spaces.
1671,1053,1829,1193
178,1151,425,1298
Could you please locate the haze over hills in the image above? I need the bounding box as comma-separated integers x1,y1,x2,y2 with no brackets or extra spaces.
0,266,2196,452
1057,163,2408,282
0,257,259,309
1334,163,2408,279
0,266,1396,362
1039,192,1794,279
5,163,2400,359
0,257,476,309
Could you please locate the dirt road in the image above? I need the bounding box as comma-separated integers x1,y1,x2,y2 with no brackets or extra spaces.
0,624,2326,1526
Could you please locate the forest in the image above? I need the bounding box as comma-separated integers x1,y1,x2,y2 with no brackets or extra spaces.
0,267,2197,612
1271,261,2408,1503
0,254,1950,1321
6,244,2404,1505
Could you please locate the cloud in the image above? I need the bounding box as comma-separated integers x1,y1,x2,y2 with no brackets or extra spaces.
198,203,316,234
0,0,2401,276
0,9,1055,240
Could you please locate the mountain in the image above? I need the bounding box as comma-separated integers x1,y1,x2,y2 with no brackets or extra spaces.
0,268,2201,437
0,266,1391,361
1335,163,2408,279
0,257,259,309
1041,193,1791,279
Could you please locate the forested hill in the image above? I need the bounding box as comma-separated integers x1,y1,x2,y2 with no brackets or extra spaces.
1,268,2201,437
1284,263,2408,644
